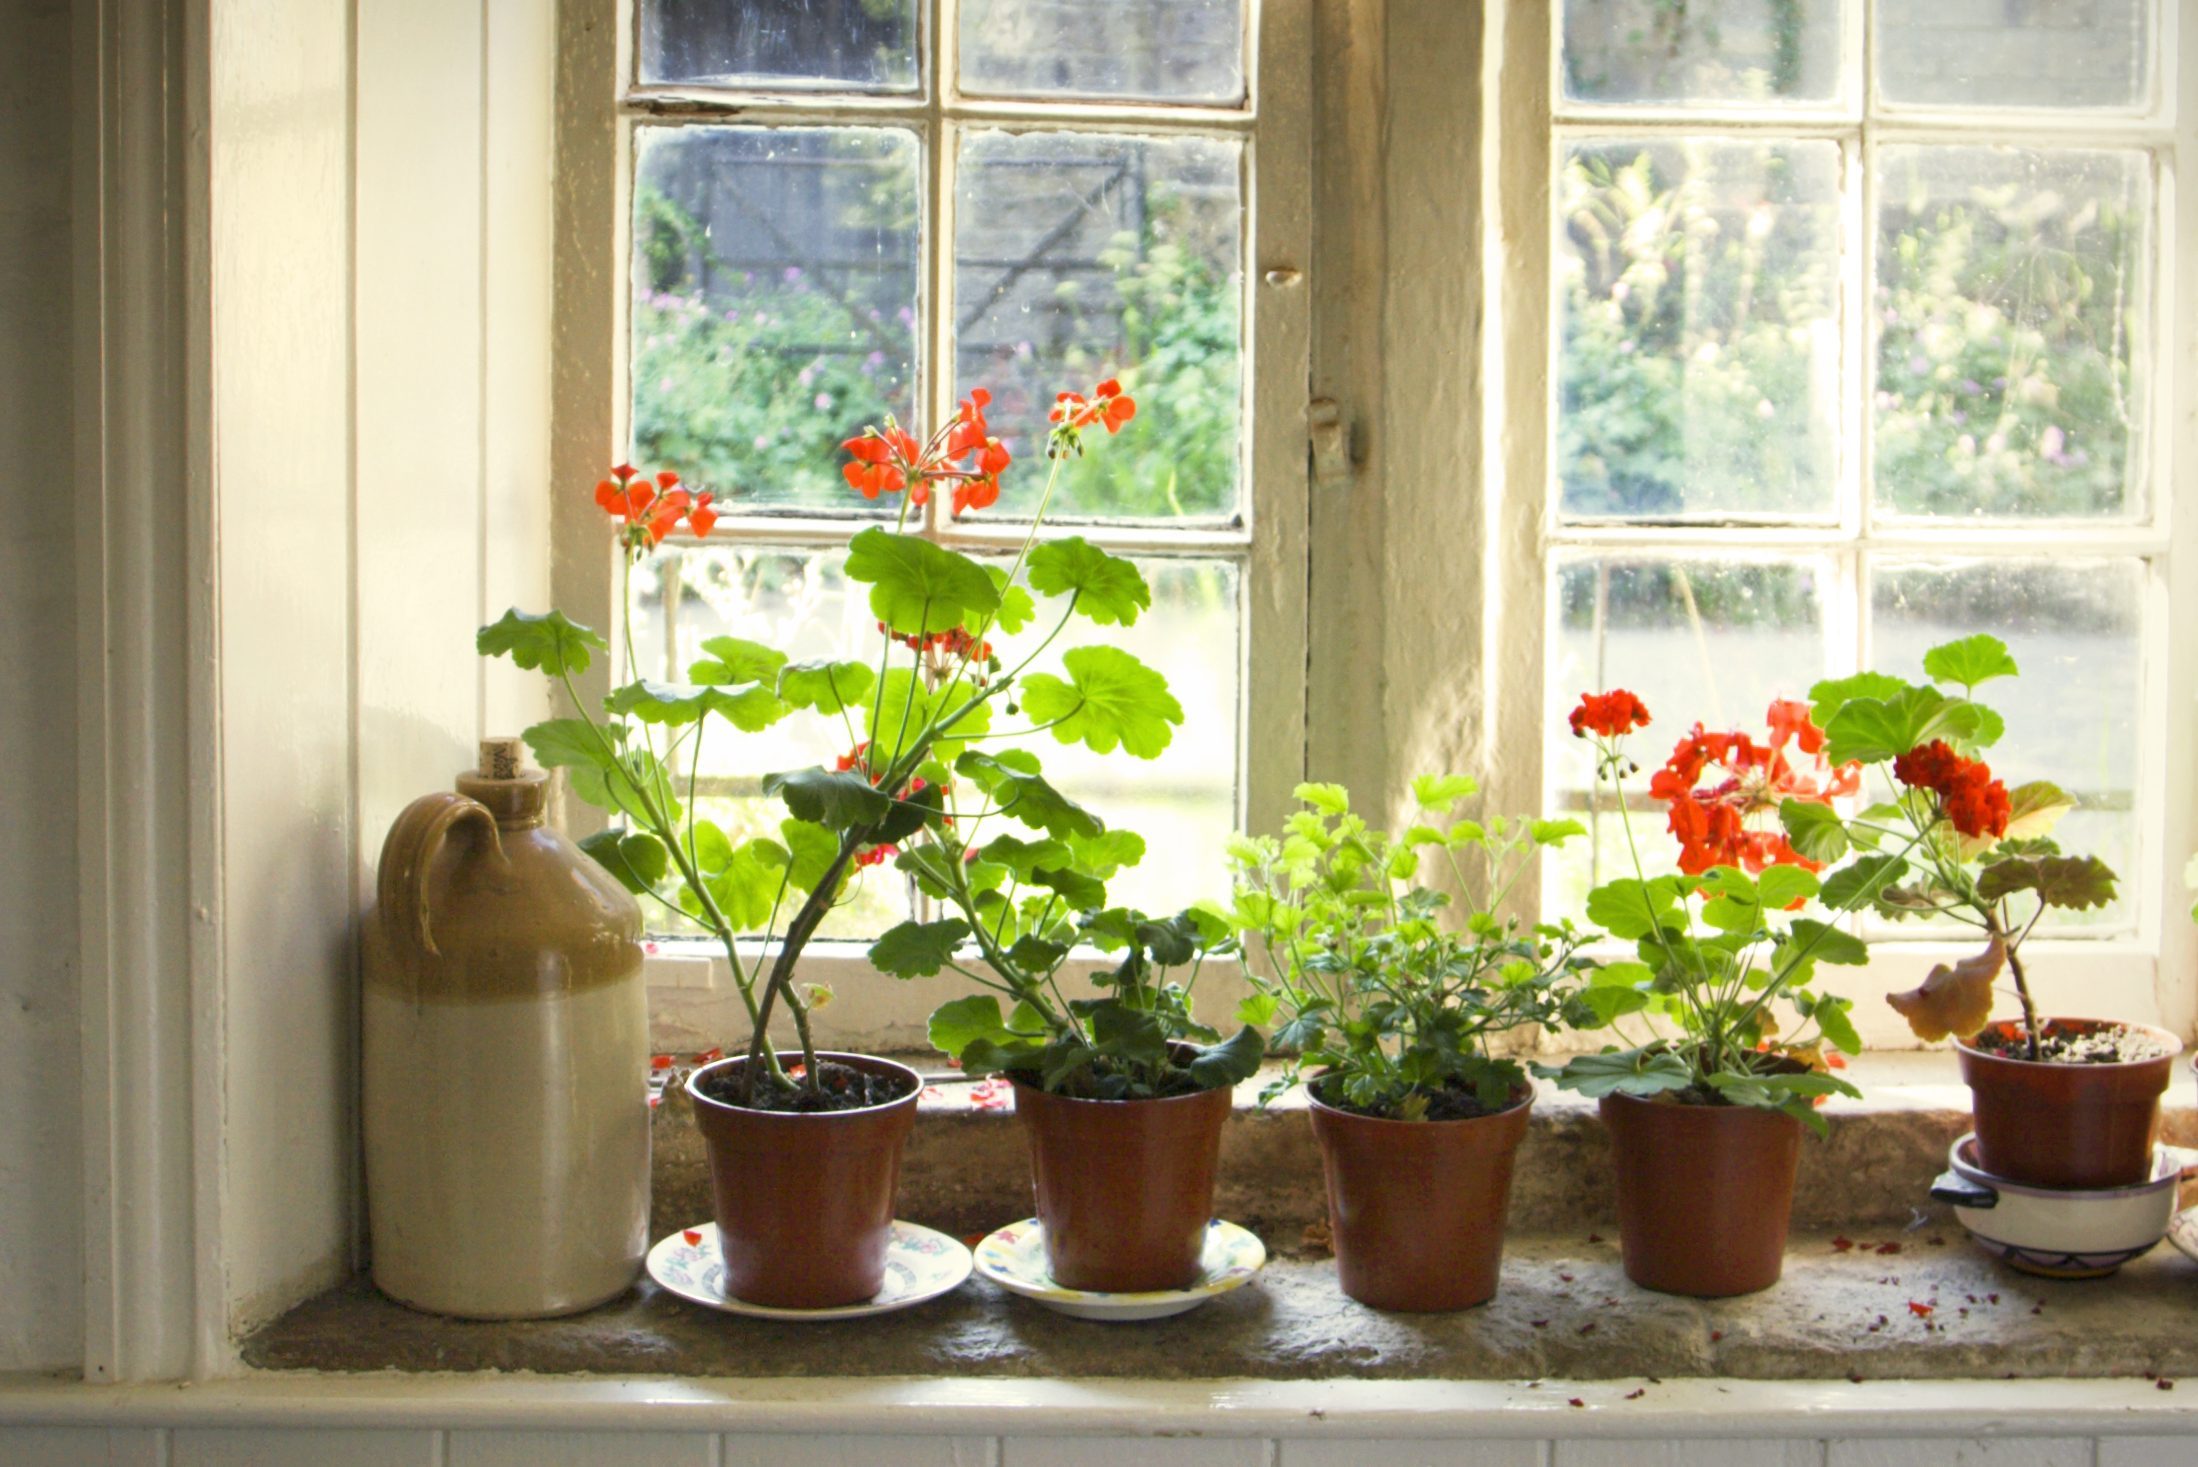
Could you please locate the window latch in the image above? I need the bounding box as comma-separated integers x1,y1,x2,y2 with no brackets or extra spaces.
1308,398,1352,490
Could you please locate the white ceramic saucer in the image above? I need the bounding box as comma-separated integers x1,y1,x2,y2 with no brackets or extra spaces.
973,1218,1265,1321
2168,1207,2198,1267
647,1221,972,1321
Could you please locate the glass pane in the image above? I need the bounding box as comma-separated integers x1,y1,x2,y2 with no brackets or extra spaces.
1873,147,2149,521
1544,557,1830,916
639,0,918,93
1560,0,1846,108
1556,139,1840,519
1877,0,2149,112
631,127,921,516
1870,558,2141,933
954,130,1243,522
630,544,906,940
959,0,1244,104
1027,558,1241,917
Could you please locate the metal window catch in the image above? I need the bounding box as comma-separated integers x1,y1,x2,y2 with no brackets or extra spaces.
1308,398,1351,489
1928,1169,1998,1210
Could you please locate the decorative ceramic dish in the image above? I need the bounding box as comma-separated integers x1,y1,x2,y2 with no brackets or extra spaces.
1930,1134,2197,1278
973,1218,1265,1321
647,1220,972,1320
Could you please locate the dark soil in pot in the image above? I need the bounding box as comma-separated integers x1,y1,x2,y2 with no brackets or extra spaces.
1958,1017,2183,1190
1308,1074,1512,1123
685,1051,921,1309
1599,1089,1802,1298
693,1057,918,1113
1309,1082,1532,1312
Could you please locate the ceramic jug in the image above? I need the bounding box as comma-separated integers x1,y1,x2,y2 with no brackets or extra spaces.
362,740,649,1318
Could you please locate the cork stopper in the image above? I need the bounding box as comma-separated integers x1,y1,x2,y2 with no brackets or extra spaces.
479,737,526,781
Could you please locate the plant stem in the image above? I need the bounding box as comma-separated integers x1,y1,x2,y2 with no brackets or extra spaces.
1987,904,2044,1061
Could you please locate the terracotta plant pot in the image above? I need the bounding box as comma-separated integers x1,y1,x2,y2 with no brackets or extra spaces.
1309,1086,1532,1311
1012,1075,1233,1291
1599,1091,1802,1297
685,1052,920,1309
1957,1018,2183,1191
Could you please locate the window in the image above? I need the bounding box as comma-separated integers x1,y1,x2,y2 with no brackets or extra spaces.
558,0,1309,990
1499,0,2192,1034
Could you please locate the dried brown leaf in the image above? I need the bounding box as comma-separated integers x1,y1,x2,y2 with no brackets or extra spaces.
1886,935,2004,1042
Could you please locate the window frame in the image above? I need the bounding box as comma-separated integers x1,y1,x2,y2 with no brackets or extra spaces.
551,0,1312,1039
1490,0,2198,1046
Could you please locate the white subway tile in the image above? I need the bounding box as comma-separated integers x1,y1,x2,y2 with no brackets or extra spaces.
3,1427,166,1467
1558,1442,1820,1467
722,1434,993,1467
1002,1437,1267,1467
172,1427,437,1466
1282,1440,1543,1467
1828,1441,2090,1467
449,1430,717,1467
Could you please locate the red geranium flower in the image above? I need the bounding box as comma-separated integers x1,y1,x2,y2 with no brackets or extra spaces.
596,463,711,547
1647,702,1859,877
1894,739,2010,840
1569,690,1652,739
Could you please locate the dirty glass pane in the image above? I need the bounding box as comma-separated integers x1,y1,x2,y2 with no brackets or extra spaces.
1543,556,1830,917
959,0,1245,104
1873,146,2149,521
1870,558,2141,933
1561,0,1846,108
1556,138,1840,519
629,544,905,940
631,127,921,516
640,0,919,93
954,130,1243,522
1877,0,2150,112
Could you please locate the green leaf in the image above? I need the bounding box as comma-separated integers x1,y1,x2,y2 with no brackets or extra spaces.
1295,781,1350,815
1819,854,1909,915
1187,1026,1265,1089
1975,852,2119,911
1585,877,1682,941
1067,829,1146,879
1087,1003,1170,1070
1005,935,1070,972
981,834,1071,880
577,828,666,894
523,717,617,772
1542,1047,1694,1099
1579,984,1651,1024
1031,864,1108,912
1755,864,1821,910
2003,780,2075,842
956,749,1104,838
477,608,606,678
869,918,973,978
1812,993,1863,1056
703,839,791,930
689,636,786,688
1025,537,1153,626
690,819,734,874
1784,917,1868,966
1806,671,1911,731
1411,773,1478,808
778,819,841,896
776,659,876,715
863,668,993,768
844,525,1000,635
1779,798,1850,864
567,747,682,825
1530,818,1587,846
981,567,1036,635
928,993,1014,1060
1020,646,1184,759
1821,685,1971,766
1922,633,2020,691
605,679,787,731
1237,992,1279,1028
763,766,892,830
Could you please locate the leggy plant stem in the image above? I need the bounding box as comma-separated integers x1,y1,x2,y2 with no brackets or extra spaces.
1985,905,2044,1061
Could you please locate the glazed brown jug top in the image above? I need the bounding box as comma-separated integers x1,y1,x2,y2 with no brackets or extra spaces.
1013,1075,1232,1292
1958,1018,2183,1190
1309,1085,1532,1311
1599,1090,1802,1298
686,1052,921,1310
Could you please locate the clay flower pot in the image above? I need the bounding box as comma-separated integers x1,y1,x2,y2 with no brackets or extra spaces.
1957,1018,2183,1191
1599,1091,1802,1297
1011,1075,1233,1292
685,1052,920,1309
1308,1086,1532,1311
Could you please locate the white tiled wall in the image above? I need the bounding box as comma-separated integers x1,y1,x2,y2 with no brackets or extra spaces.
11,1429,2198,1466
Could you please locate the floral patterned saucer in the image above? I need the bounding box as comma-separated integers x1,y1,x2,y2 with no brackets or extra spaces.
647,1221,972,1321
973,1218,1266,1321
2169,1207,2198,1267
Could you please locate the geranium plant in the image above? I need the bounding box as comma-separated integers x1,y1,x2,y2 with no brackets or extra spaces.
1224,777,1597,1119
1545,691,1868,1132
478,378,1204,1109
1791,635,2118,1061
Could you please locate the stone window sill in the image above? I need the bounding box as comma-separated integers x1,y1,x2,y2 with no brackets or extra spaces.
245,1053,2198,1385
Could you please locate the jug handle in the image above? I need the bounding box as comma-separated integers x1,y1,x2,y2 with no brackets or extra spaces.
378,791,506,961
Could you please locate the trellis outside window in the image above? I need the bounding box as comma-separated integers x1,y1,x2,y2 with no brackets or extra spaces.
552,0,1310,1014
1491,0,2198,1043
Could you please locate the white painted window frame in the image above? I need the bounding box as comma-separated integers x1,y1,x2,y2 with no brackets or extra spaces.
552,0,1311,1047
1488,0,2198,1047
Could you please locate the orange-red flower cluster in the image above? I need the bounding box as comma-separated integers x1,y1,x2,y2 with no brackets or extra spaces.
1048,377,1137,437
1569,690,1652,739
1647,699,1859,877
841,389,1012,517
1893,739,2010,840
877,621,994,662
596,464,717,547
